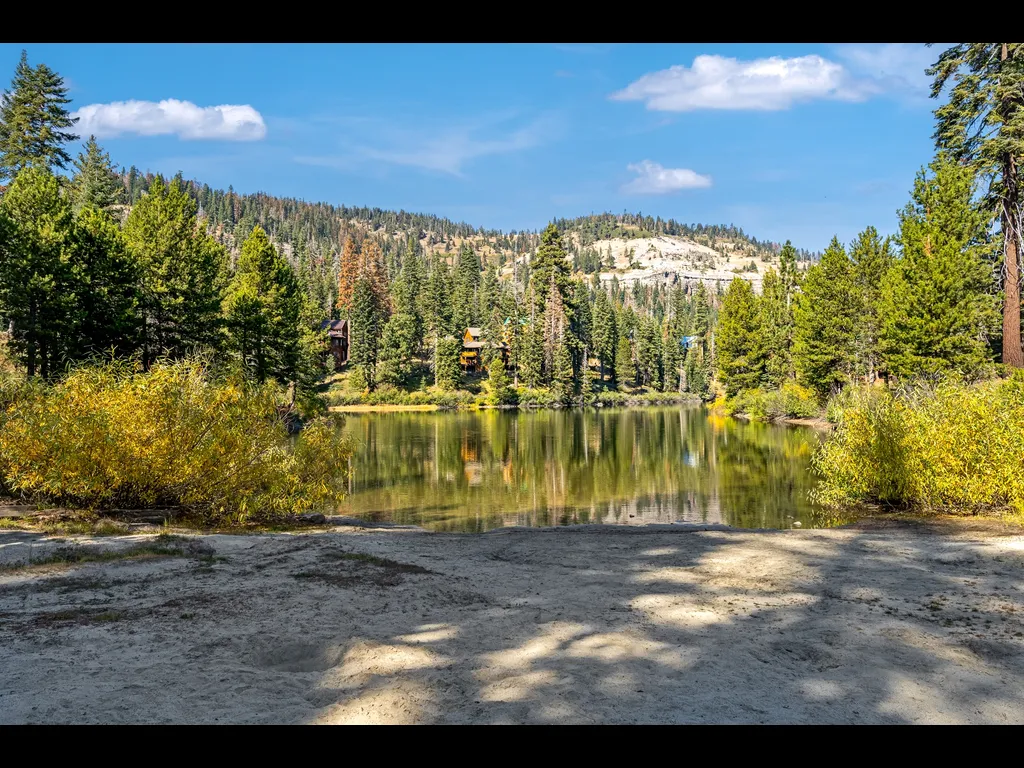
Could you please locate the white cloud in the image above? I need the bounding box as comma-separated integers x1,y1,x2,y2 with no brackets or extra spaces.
622,160,712,195
612,46,943,113
611,53,879,112
72,99,266,141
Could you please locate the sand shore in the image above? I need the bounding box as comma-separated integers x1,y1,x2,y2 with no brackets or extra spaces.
1,518,1022,724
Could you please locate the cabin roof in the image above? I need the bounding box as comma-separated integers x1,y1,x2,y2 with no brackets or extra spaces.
463,341,486,349
320,319,347,332
466,327,483,337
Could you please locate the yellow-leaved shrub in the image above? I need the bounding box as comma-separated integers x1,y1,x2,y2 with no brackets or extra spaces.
0,357,352,522
812,373,1024,515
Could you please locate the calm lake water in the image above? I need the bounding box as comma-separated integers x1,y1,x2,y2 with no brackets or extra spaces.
333,406,836,532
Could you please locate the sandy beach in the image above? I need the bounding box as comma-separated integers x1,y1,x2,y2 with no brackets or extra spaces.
1,518,1022,724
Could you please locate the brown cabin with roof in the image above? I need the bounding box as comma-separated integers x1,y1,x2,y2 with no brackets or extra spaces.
320,319,350,367
460,326,508,372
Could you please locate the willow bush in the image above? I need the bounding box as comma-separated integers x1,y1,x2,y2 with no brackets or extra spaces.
812,373,1024,515
0,357,351,522
725,381,820,422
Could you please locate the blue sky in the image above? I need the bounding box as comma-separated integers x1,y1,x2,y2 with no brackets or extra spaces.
1,43,943,251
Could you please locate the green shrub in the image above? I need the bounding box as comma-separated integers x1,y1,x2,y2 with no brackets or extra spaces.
0,357,352,522
811,374,1024,515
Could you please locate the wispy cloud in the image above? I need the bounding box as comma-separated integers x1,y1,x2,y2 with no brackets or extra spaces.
296,111,561,178
72,99,267,141
621,160,712,195
833,43,939,102
611,54,877,112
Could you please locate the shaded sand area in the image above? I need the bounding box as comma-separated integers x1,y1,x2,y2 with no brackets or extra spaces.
1,519,1022,724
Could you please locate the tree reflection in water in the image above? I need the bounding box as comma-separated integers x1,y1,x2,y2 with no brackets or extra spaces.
335,406,838,532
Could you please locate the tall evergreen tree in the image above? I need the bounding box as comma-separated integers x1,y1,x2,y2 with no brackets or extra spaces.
716,277,765,396
529,223,572,314
929,43,1024,368
223,226,301,385
123,177,228,366
879,156,999,380
71,136,123,214
349,274,389,391
849,226,892,383
792,237,858,398
778,240,800,307
591,288,617,381
758,268,792,386
614,332,635,391
70,205,141,359
0,51,78,180
0,167,77,377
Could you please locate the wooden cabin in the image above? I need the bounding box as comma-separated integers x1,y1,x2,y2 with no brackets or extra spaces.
460,326,509,372
321,319,350,367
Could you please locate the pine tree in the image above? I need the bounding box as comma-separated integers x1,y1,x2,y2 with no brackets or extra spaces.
377,311,418,387
484,354,513,404
520,299,545,389
591,288,617,381
123,177,228,366
614,333,634,391
929,43,1024,368
223,226,301,385
778,240,800,307
879,156,999,380
529,223,572,314
552,334,575,404
849,226,892,383
0,167,77,377
758,268,792,386
0,51,78,180
716,277,766,396
70,205,141,359
71,136,123,214
541,276,569,384
349,274,389,391
571,280,592,387
434,335,462,391
792,237,858,398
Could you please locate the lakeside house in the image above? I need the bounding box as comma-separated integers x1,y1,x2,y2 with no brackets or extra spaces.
460,326,509,372
320,319,350,367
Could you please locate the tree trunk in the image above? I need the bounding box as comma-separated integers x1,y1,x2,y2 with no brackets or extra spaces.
1002,43,1024,369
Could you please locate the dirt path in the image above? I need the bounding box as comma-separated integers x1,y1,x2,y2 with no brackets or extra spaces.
1,521,1022,724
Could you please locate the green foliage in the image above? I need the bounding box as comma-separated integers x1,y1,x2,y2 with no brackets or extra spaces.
930,43,1024,367
812,374,1024,515
223,226,302,385
0,167,79,378
793,237,858,399
529,223,572,314
758,268,792,386
0,50,78,180
614,333,634,390
716,277,765,396
0,357,351,521
849,226,892,382
434,336,462,391
71,205,142,359
484,356,516,405
349,274,389,391
879,156,999,381
377,311,418,387
71,136,124,214
123,177,228,366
